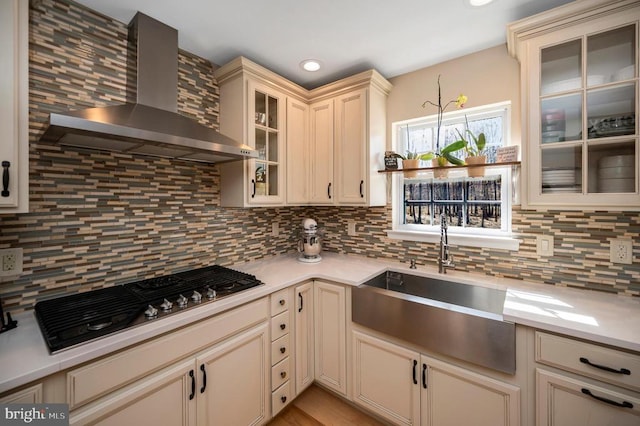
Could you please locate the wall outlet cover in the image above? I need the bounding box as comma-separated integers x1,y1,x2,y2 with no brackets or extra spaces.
610,238,633,265
0,248,23,276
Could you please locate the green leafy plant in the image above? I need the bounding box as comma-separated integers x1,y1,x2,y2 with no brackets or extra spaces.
417,140,466,166
455,116,487,157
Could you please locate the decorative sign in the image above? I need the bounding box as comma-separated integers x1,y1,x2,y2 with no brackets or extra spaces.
384,151,400,170
497,146,519,163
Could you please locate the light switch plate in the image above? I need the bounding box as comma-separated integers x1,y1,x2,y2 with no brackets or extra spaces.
536,235,554,257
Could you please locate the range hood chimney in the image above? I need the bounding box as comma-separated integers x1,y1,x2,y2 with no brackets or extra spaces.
40,12,257,164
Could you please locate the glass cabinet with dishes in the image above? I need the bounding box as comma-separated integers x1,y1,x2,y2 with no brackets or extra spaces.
509,0,640,209
250,83,284,203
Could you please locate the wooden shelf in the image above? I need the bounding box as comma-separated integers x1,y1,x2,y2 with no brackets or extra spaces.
378,161,521,174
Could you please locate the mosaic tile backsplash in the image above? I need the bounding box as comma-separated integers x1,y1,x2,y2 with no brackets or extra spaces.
0,0,637,313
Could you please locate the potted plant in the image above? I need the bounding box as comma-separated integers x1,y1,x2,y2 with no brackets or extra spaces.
455,117,487,177
398,150,421,178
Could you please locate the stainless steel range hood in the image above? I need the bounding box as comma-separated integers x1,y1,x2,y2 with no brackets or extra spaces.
40,13,257,164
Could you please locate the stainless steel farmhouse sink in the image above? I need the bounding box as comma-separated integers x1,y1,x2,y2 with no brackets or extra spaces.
352,271,516,374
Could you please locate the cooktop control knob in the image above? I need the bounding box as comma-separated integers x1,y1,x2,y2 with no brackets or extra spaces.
205,287,216,299
144,305,158,319
191,290,202,303
160,298,173,311
177,294,188,308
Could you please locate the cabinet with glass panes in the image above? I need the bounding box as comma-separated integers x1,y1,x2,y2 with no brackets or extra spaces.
508,0,639,209
215,66,286,206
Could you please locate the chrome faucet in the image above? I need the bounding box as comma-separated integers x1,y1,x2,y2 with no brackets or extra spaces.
438,212,454,274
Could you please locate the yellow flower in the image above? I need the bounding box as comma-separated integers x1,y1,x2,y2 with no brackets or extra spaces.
455,94,468,108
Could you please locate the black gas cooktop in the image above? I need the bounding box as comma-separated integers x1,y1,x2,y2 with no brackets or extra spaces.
34,265,263,353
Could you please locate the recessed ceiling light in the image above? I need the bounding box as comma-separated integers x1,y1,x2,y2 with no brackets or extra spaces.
468,0,494,6
300,59,321,72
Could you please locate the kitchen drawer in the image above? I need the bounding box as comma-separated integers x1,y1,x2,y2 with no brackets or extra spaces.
537,369,640,425
271,334,290,365
272,380,292,417
271,356,291,391
271,311,290,341
536,331,640,392
270,289,290,316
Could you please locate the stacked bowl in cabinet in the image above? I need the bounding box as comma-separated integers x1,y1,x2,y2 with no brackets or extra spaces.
542,168,579,193
598,155,635,193
270,288,293,416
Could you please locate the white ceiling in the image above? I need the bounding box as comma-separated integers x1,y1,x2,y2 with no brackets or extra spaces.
74,0,574,89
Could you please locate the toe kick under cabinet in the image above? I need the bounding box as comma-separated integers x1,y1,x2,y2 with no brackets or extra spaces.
67,298,270,426
534,331,640,426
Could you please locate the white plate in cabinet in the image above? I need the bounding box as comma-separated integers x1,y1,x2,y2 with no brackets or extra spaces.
536,332,640,392
271,357,291,391
271,381,292,416
537,369,640,426
271,311,290,341
271,334,290,365
270,289,290,316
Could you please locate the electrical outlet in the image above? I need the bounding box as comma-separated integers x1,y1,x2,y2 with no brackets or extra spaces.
271,222,279,237
0,248,23,276
610,238,633,265
347,221,357,236
536,235,554,256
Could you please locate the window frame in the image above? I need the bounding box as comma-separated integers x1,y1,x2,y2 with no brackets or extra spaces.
388,101,520,251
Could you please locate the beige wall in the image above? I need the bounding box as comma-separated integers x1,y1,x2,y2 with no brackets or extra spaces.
387,44,522,150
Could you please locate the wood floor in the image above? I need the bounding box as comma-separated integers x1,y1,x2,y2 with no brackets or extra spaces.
268,385,386,426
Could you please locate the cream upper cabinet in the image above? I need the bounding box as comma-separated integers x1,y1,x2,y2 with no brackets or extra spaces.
308,99,335,205
286,97,309,205
215,60,287,207
508,0,640,210
0,0,29,213
215,56,391,207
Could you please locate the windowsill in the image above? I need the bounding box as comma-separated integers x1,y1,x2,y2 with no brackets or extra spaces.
386,230,520,251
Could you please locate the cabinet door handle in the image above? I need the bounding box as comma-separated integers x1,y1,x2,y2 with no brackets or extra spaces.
359,180,364,198
412,360,418,385
579,357,631,375
327,182,332,199
200,364,207,393
298,292,303,312
251,179,256,198
189,369,195,400
581,388,633,409
280,395,287,404
422,363,427,389
1,161,10,197
280,323,286,330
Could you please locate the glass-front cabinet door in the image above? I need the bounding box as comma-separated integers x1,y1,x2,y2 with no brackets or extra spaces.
247,81,285,204
528,12,639,208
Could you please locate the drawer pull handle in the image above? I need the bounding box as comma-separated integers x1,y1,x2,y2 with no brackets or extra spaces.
280,395,287,404
579,357,631,375
279,299,285,306
581,388,633,409
280,347,286,354
280,323,286,330
189,370,195,400
280,371,287,379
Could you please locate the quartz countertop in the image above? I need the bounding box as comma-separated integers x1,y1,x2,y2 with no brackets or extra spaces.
1,251,638,394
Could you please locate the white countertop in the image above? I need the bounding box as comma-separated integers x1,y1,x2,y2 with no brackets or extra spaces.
1,251,638,394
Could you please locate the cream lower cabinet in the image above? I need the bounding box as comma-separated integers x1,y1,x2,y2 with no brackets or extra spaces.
352,330,520,426
0,383,43,404
314,280,347,396
294,281,315,395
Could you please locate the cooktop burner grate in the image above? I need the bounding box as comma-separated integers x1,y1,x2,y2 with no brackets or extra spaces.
34,265,263,353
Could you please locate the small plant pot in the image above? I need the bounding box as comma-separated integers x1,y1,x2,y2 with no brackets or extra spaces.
402,159,420,178
465,155,487,178
432,158,449,179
